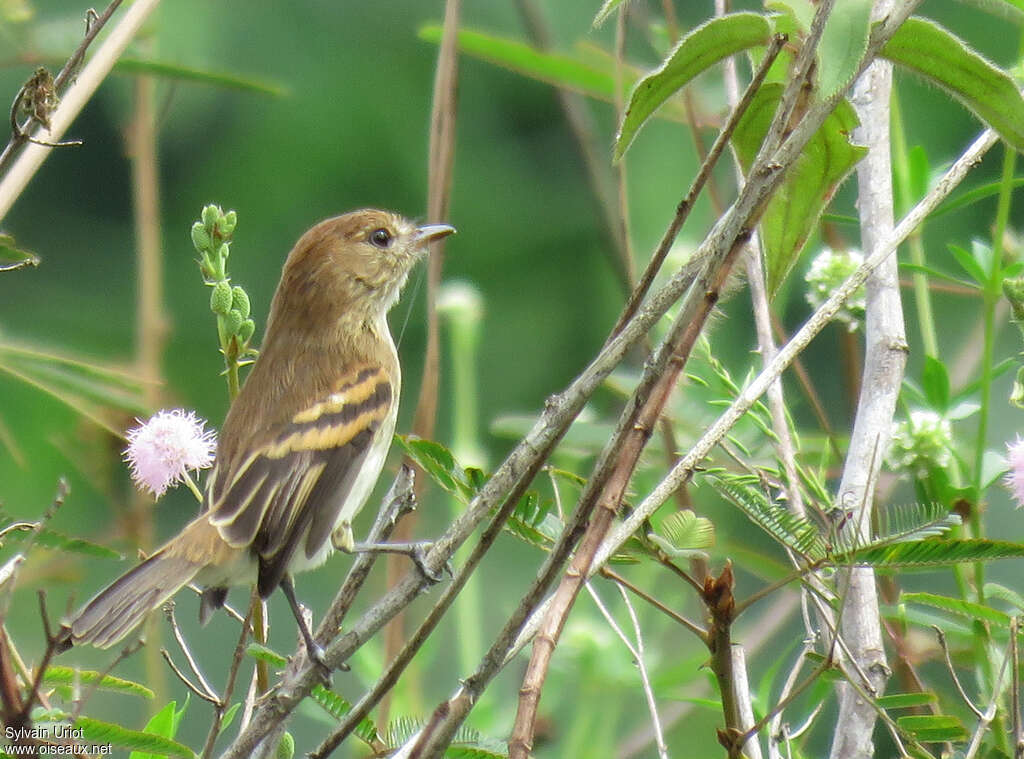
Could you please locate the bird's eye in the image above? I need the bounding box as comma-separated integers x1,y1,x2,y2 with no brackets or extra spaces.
369,228,392,248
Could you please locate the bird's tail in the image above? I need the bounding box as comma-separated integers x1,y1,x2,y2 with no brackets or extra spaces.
64,550,203,650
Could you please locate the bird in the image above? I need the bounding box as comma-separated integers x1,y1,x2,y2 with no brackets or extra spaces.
63,209,455,664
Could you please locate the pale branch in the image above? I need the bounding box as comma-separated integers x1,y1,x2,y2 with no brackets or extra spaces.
830,2,902,752
0,0,162,222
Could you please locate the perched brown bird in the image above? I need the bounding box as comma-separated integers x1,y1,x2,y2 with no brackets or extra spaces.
65,209,455,662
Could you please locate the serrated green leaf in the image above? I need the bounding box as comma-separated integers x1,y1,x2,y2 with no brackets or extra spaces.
921,357,950,411
901,591,1011,626
817,0,873,98
615,12,773,160
731,84,867,296
114,58,286,96
76,715,193,758
42,667,152,699
840,538,1024,567
877,692,938,709
897,714,968,743
881,17,1024,151
0,233,40,272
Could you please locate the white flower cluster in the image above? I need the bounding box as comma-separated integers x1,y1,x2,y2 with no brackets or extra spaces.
805,247,866,331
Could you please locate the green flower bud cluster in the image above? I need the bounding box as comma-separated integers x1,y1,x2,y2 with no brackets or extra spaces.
1003,277,1024,407
190,204,257,395
886,410,953,476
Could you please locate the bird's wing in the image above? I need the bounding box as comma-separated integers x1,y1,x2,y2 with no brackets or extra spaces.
207,364,394,596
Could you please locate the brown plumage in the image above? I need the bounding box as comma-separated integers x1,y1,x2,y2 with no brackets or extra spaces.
66,209,454,652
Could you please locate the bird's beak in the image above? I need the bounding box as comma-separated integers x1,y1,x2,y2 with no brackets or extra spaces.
415,223,456,245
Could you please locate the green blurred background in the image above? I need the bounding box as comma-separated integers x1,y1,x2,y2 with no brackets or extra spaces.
1,0,1023,756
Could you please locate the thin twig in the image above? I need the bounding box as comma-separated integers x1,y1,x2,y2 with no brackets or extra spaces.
933,625,984,720
160,649,220,705
600,567,705,640
200,600,253,759
163,602,218,702
70,638,144,719
619,585,668,759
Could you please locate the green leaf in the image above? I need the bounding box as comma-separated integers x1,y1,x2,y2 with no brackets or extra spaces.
615,12,773,160
816,0,873,98
128,700,188,759
0,233,40,272
311,685,381,745
418,26,684,121
932,176,1024,219
396,435,480,502
881,16,1024,151
220,703,241,731
901,591,1011,626
731,84,867,296
648,510,715,558
947,243,987,286
840,538,1024,567
114,58,287,96
246,642,287,667
592,0,628,28
76,714,193,758
921,356,950,411
984,582,1024,612
2,524,122,560
981,449,1008,490
42,666,152,699
897,714,968,743
877,692,938,710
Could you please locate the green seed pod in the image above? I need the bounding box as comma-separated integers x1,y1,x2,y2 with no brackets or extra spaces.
225,308,244,336
231,286,250,318
276,732,294,759
238,318,255,343
201,204,220,229
210,281,233,315
218,210,237,238
191,222,210,252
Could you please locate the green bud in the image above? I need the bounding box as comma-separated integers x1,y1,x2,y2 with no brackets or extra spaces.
276,732,294,759
210,281,233,315
231,286,250,318
1012,366,1024,408
191,222,210,253
217,242,230,262
218,210,237,238
225,308,244,335
201,204,220,230
1004,277,1024,322
239,318,255,343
